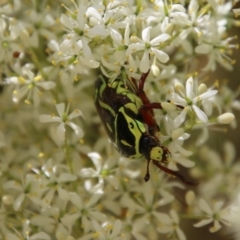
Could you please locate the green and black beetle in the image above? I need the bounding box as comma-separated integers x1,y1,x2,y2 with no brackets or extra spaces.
94,71,194,184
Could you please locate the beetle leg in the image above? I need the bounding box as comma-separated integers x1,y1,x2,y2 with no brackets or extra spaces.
144,159,151,182
140,102,163,110
152,160,198,185
139,69,150,92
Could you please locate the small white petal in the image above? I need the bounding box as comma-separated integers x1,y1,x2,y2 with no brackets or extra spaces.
192,105,208,123
199,199,212,215
142,26,151,42
87,194,102,207
186,77,194,100
60,14,73,29
151,48,169,63
154,212,172,224
193,90,218,102
77,5,86,29
171,92,187,106
106,175,119,189
210,220,222,233
140,50,150,73
39,115,61,123
79,56,100,68
170,209,179,223
70,192,82,209
174,81,185,96
58,173,77,183
80,168,98,177
13,86,29,102
30,232,51,240
36,81,56,90
110,28,122,45
58,187,70,201
195,44,212,54
176,227,186,240
177,156,195,168
81,38,93,59
61,213,80,232
3,180,22,191
171,128,184,140
126,43,145,55
92,220,101,232
194,219,213,227
213,201,224,212
68,109,83,120
174,107,189,127
56,122,65,141
55,103,65,117
150,33,170,45
202,99,213,116
111,220,122,238
13,193,25,211
67,122,84,138
175,144,193,156
87,7,102,22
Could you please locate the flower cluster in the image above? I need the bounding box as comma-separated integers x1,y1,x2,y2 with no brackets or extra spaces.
0,0,240,240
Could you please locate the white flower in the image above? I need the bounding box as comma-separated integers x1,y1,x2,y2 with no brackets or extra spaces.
194,198,230,232
39,103,84,142
79,152,119,191
60,1,93,61
69,192,107,234
91,219,122,240
21,8,57,46
173,0,208,39
31,206,79,235
162,117,193,157
3,174,43,211
40,159,77,208
86,5,126,38
5,219,51,240
126,26,170,72
6,64,56,105
172,77,218,127
157,210,186,240
0,17,22,63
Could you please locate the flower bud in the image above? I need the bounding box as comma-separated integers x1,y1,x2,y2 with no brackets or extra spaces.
217,113,235,124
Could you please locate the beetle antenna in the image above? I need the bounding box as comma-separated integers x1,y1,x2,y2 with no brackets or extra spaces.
152,160,198,185
144,159,151,182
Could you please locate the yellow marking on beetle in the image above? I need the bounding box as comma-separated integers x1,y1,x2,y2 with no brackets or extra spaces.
99,100,115,117
150,147,163,161
106,122,113,133
120,139,133,147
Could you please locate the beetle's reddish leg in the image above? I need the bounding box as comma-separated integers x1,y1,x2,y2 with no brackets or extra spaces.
144,159,151,182
139,103,163,131
140,102,164,110
139,70,151,92
152,160,198,185
139,107,158,132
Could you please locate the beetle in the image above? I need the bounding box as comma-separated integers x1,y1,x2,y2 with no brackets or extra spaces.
94,70,194,184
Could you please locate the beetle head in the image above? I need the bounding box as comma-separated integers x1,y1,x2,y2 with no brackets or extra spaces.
140,135,169,162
